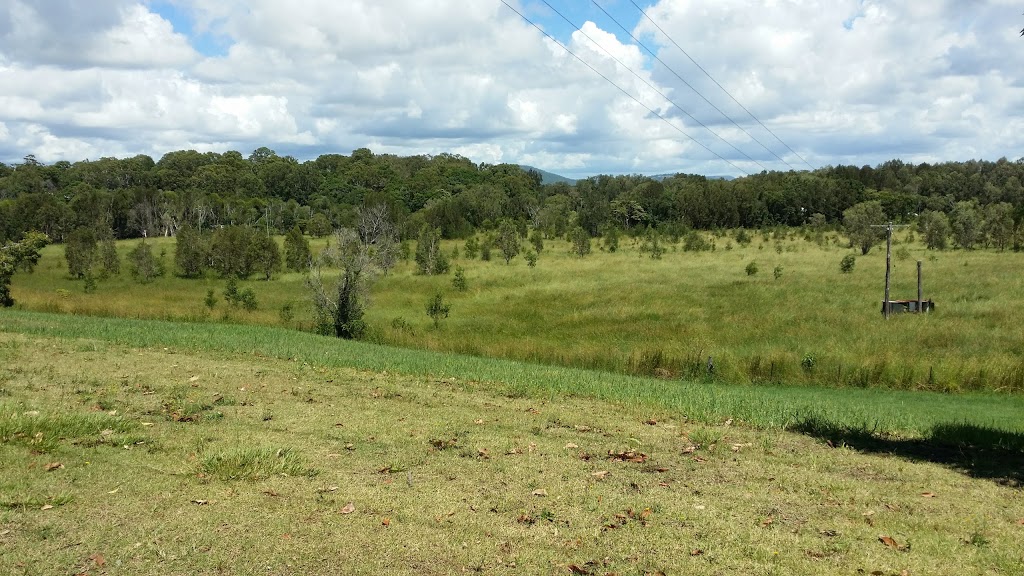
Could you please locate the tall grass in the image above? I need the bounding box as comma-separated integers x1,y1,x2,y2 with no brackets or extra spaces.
9,232,1024,392
2,309,1023,437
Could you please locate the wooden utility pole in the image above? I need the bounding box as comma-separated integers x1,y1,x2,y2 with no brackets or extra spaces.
871,222,908,319
917,260,923,312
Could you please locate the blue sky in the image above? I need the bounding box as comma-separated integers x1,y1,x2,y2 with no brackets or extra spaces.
1,1,1022,178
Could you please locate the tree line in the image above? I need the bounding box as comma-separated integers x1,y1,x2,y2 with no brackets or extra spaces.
2,148,1024,249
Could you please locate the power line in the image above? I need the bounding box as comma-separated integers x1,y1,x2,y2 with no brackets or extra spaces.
498,0,750,176
539,0,769,172
628,0,817,171
591,0,796,171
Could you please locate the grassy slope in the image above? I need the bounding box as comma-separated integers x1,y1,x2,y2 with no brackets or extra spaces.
10,231,1024,393
1,321,1023,575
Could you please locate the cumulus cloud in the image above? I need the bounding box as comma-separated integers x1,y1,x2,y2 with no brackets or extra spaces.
0,0,1021,176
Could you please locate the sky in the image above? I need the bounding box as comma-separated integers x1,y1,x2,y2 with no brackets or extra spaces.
0,0,1022,179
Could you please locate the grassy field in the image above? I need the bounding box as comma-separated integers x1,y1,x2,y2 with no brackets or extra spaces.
1,313,1023,575
9,230,1024,393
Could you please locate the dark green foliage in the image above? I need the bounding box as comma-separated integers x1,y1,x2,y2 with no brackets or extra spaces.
735,229,752,246
918,210,950,250
463,236,479,259
223,278,258,311
65,227,98,278
415,225,449,275
210,226,257,278
773,265,784,280
529,229,544,253
640,227,665,259
452,266,467,291
951,200,982,250
496,219,521,264
843,201,886,255
601,225,620,253
0,232,48,307
479,238,492,261
127,240,162,283
840,254,856,274
99,234,120,277
567,226,591,257
425,291,451,329
204,288,218,310
284,226,312,272
307,213,333,238
324,268,364,338
249,233,282,281
524,250,538,268
174,224,207,278
683,230,711,252
745,261,759,276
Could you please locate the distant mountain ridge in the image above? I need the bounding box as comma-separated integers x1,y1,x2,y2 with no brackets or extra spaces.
518,165,577,186
519,165,735,185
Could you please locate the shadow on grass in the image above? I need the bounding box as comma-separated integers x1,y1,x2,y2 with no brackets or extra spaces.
793,418,1024,488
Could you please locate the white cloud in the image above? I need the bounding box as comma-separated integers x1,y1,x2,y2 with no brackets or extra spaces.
0,0,1021,177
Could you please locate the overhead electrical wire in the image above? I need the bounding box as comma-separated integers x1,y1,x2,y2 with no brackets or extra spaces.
591,0,797,171
539,0,770,173
498,0,751,176
627,0,817,171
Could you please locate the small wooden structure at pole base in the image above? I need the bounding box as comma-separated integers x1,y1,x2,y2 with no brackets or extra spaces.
880,260,934,316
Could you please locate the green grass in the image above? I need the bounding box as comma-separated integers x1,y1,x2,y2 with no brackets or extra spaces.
9,231,1024,393
2,309,1023,439
0,322,1022,574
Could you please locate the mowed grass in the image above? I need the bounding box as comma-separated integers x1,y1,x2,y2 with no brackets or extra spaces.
1,326,1023,575
9,230,1024,392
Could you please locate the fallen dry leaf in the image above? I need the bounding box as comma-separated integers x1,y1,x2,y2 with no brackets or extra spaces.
690,549,704,556
281,533,291,540
189,375,200,382
532,489,549,497
477,448,491,459
262,490,279,497
878,535,906,551
564,443,579,449
607,449,648,463
1017,518,1024,526
381,517,391,527
645,419,658,425
474,419,484,424
340,502,355,514
591,471,609,480
141,422,154,427
921,492,936,498
89,553,105,567
44,462,63,472
107,488,119,494
681,445,697,454
567,564,592,575
0,529,10,536
40,504,53,510
760,517,774,527
731,443,752,452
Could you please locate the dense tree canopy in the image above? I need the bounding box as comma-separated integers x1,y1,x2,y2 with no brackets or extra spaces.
1,148,1023,251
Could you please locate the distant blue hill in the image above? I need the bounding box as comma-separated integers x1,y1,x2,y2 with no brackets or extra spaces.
518,165,735,185
518,165,577,186
649,173,736,182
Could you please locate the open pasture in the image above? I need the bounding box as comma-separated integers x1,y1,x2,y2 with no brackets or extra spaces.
9,230,1024,393
1,313,1023,575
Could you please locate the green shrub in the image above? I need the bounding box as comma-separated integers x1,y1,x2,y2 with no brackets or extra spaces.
840,254,856,274
745,261,758,276
452,266,467,291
